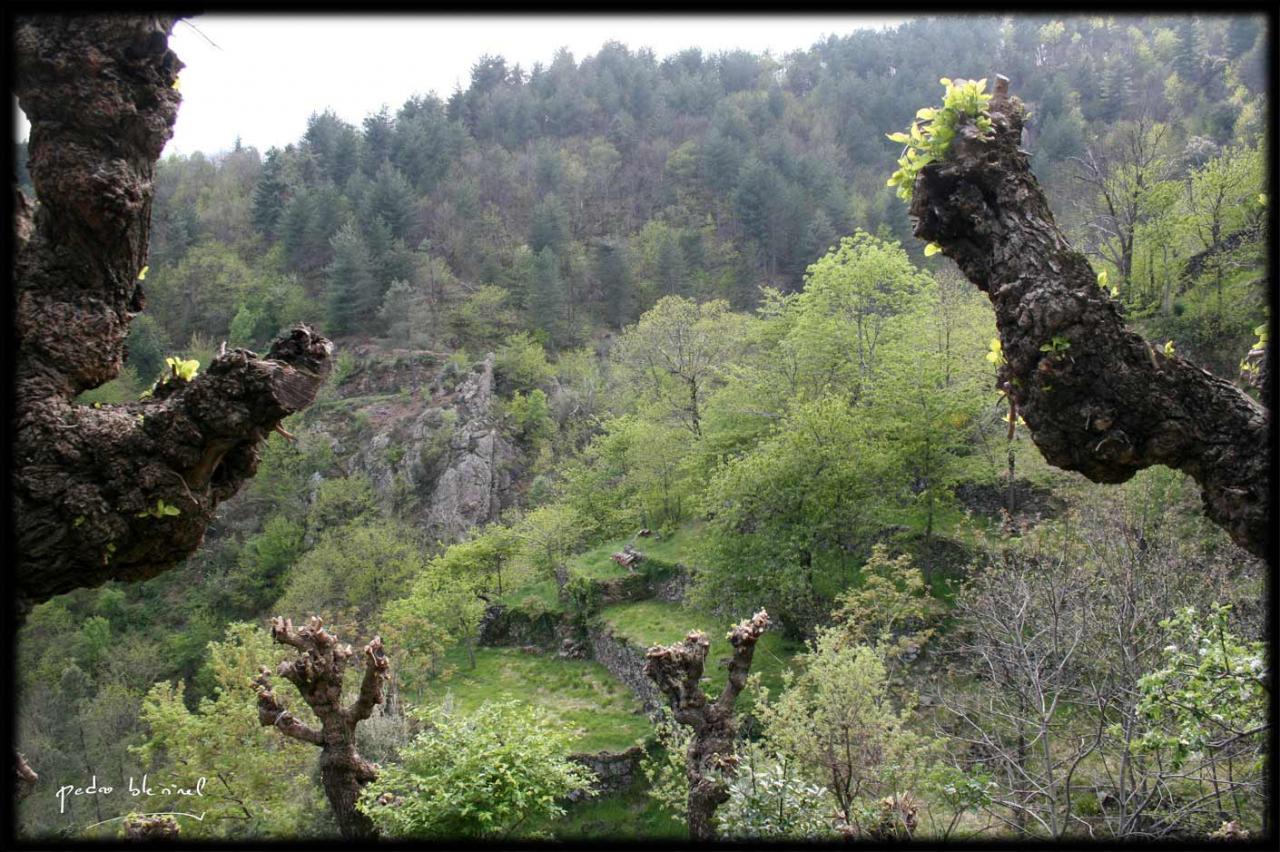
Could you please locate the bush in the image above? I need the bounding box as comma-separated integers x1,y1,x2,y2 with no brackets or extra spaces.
358,701,594,838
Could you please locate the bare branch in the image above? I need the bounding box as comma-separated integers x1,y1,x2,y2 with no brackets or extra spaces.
346,636,390,724
909,77,1269,559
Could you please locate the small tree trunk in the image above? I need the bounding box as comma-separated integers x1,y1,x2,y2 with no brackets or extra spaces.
645,611,770,840
255,616,389,839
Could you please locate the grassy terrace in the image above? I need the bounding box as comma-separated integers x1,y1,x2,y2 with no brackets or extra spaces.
567,524,703,581
419,646,651,753
495,576,563,612
600,599,803,710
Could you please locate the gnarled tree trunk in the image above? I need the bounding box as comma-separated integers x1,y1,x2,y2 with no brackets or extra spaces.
645,610,770,840
12,15,333,615
255,617,389,839
909,76,1270,560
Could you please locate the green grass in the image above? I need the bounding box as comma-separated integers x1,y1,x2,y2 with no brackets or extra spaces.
534,779,685,840
600,599,802,709
566,540,631,581
566,523,704,582
416,646,650,753
496,577,564,614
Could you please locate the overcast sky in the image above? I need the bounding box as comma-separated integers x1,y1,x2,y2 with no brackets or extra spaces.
15,14,912,157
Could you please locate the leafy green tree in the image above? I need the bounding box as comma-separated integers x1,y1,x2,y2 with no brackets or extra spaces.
494,331,553,394
758,635,923,837
229,514,305,614
786,231,930,402
510,503,594,589
693,398,885,635
826,545,942,663
716,746,834,840
506,388,555,447
380,554,485,677
1073,117,1177,296
144,240,256,343
613,296,745,437
134,623,327,838
380,523,515,680
277,518,427,622
446,285,520,351
358,701,594,838
865,269,993,543
307,474,379,535
1134,604,1266,771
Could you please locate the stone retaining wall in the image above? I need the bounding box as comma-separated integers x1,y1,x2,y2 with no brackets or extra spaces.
587,624,662,712
476,604,561,648
568,745,646,798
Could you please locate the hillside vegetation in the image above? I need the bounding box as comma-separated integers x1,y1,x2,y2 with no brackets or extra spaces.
15,13,1268,842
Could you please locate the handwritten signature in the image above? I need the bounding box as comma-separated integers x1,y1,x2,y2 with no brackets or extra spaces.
56,774,206,815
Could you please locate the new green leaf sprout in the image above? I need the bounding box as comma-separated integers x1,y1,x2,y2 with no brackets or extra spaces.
886,78,994,201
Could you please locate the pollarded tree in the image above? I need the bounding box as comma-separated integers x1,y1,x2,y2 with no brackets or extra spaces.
12,15,333,615
900,76,1269,559
645,611,771,841
254,616,390,839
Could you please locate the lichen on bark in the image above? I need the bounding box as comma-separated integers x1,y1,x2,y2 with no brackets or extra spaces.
13,15,333,614
908,76,1270,560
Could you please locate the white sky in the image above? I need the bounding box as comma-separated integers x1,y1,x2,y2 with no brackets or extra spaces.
15,14,911,157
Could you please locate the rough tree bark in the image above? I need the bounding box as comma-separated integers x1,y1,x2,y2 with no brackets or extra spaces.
909,76,1270,560
12,15,333,616
14,753,38,801
254,616,389,840
644,610,770,840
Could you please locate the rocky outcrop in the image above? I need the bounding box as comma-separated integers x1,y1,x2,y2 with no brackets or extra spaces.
306,350,519,543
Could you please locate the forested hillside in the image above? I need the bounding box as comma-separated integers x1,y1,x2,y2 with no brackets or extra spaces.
14,13,1269,842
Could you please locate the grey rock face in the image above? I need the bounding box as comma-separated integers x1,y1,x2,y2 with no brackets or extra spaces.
308,350,519,545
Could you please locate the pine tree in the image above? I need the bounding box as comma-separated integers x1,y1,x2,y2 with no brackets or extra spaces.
594,241,635,328
364,163,416,241
655,230,688,297
529,195,570,254
360,106,394,177
325,222,377,338
251,147,289,242
529,247,568,343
